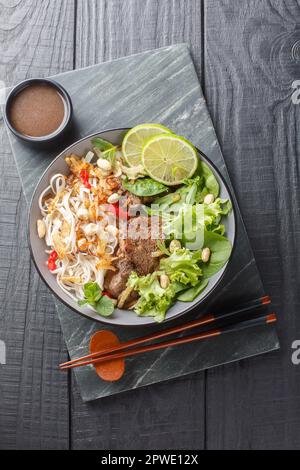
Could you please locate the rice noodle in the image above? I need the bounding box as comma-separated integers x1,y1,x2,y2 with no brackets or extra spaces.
50,174,66,194
38,155,119,305
38,185,52,214
84,151,95,163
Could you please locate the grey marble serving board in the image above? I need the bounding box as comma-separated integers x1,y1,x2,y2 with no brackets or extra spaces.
5,44,279,401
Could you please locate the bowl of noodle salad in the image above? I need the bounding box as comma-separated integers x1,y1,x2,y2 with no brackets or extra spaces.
28,126,236,326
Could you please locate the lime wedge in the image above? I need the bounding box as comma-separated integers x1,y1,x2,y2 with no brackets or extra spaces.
122,123,171,167
142,134,198,186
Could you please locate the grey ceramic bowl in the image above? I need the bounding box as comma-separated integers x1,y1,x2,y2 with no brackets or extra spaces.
4,78,73,147
28,128,236,326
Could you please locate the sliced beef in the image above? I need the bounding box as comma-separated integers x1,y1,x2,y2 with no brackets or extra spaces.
119,216,162,275
104,215,163,303
125,192,142,207
123,191,160,207
120,192,144,218
104,256,135,299
104,255,139,307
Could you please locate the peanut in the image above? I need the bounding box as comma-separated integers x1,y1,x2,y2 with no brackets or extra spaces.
160,274,170,289
201,247,211,263
169,239,181,253
204,193,215,204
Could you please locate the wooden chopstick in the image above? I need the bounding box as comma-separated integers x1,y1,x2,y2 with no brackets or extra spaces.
60,313,277,370
59,296,271,369
59,295,270,369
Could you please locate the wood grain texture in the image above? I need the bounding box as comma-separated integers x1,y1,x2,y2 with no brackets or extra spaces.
71,374,205,450
204,0,300,449
76,0,203,76
0,0,74,449
71,0,205,450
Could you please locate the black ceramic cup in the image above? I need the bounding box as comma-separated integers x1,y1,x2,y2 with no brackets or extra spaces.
4,78,73,147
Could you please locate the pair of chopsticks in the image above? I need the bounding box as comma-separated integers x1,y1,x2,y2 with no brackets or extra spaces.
59,295,275,371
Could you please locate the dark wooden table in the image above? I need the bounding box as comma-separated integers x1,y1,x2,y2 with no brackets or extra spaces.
0,0,300,450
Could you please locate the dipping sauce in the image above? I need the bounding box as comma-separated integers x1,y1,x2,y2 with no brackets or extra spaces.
8,83,66,137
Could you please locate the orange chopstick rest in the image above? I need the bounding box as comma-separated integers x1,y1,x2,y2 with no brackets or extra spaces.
89,330,125,382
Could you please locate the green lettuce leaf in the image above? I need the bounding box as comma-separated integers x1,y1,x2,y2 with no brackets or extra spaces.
197,161,219,198
162,204,205,250
160,248,202,286
177,279,209,302
204,198,232,234
201,230,232,278
127,272,177,323
153,176,203,213
127,232,231,320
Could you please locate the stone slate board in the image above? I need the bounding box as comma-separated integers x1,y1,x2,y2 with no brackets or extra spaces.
4,44,279,401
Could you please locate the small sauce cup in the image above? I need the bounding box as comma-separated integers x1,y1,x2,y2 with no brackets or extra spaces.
4,78,73,146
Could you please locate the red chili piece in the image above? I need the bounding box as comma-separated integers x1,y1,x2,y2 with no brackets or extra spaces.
108,203,128,220
102,291,113,298
48,250,58,271
79,169,91,189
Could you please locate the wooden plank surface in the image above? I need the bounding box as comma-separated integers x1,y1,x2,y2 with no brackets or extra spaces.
204,0,300,449
71,0,205,450
0,0,75,450
76,0,203,77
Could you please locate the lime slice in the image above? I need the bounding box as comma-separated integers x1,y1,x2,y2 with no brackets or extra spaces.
142,134,198,186
122,123,171,167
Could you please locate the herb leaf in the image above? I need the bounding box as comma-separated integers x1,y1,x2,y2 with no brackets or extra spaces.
92,137,115,152
92,137,117,164
122,177,168,197
78,282,115,317
83,282,102,302
95,295,115,317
